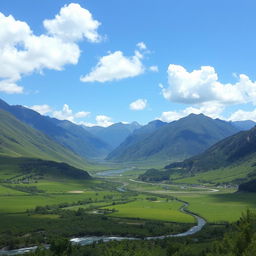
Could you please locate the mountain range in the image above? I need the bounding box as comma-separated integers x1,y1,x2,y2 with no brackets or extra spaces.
1,97,256,168
107,114,243,162
166,125,256,174
83,121,141,148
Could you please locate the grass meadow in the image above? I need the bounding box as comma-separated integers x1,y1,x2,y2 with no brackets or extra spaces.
102,198,195,223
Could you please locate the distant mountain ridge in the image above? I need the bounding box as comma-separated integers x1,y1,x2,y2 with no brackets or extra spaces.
83,121,141,148
231,120,256,131
106,119,167,161
107,114,240,162
0,98,111,159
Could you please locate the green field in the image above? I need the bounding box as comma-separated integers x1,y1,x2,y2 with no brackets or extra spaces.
170,192,256,222
0,184,27,195
102,199,195,223
0,192,109,213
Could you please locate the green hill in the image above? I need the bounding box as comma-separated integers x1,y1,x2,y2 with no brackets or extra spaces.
0,155,91,181
107,114,239,162
0,109,88,170
166,126,256,173
163,126,256,185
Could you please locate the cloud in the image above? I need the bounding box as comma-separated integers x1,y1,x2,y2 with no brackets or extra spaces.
95,115,113,127
81,49,145,83
137,42,147,50
159,103,224,122
0,3,101,94
149,65,159,72
228,109,256,122
28,104,114,127
162,64,256,105
29,104,52,115
82,115,114,127
74,111,90,118
51,104,90,122
44,3,101,43
0,80,23,94
129,99,147,111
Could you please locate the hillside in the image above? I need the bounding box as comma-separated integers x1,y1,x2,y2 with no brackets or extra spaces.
83,122,141,148
107,114,239,162
0,109,88,170
0,156,91,181
0,99,111,159
106,120,167,161
165,126,256,173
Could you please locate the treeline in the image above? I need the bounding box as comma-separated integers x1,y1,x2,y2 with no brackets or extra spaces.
0,208,191,250
138,168,170,182
4,185,44,194
20,159,91,180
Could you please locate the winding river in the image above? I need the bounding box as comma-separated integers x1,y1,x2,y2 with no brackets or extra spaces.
0,202,206,255
0,169,207,255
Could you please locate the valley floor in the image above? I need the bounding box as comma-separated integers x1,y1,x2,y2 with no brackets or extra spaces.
1,164,256,255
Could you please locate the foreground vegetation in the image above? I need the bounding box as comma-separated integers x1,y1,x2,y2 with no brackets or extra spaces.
11,210,256,256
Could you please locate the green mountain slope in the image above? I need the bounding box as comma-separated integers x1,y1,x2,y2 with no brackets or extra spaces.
107,114,239,162
166,126,256,173
162,125,256,185
106,120,167,161
0,109,88,169
0,98,111,159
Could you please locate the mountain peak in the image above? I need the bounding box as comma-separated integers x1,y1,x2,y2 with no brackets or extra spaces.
186,113,207,118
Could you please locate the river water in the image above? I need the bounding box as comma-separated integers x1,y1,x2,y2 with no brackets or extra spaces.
95,168,131,177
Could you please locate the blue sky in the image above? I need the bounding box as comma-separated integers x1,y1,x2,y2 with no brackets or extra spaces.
1,0,256,126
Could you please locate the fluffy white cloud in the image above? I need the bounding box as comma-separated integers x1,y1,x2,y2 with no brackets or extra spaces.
95,115,113,127
28,103,114,127
0,79,23,94
137,42,147,50
129,99,147,111
149,65,159,72
79,115,114,127
159,103,224,122
82,115,114,127
81,50,145,83
28,103,90,123
0,3,101,94
29,104,52,115
44,3,101,43
74,111,90,118
228,109,256,122
52,104,90,122
162,64,256,105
